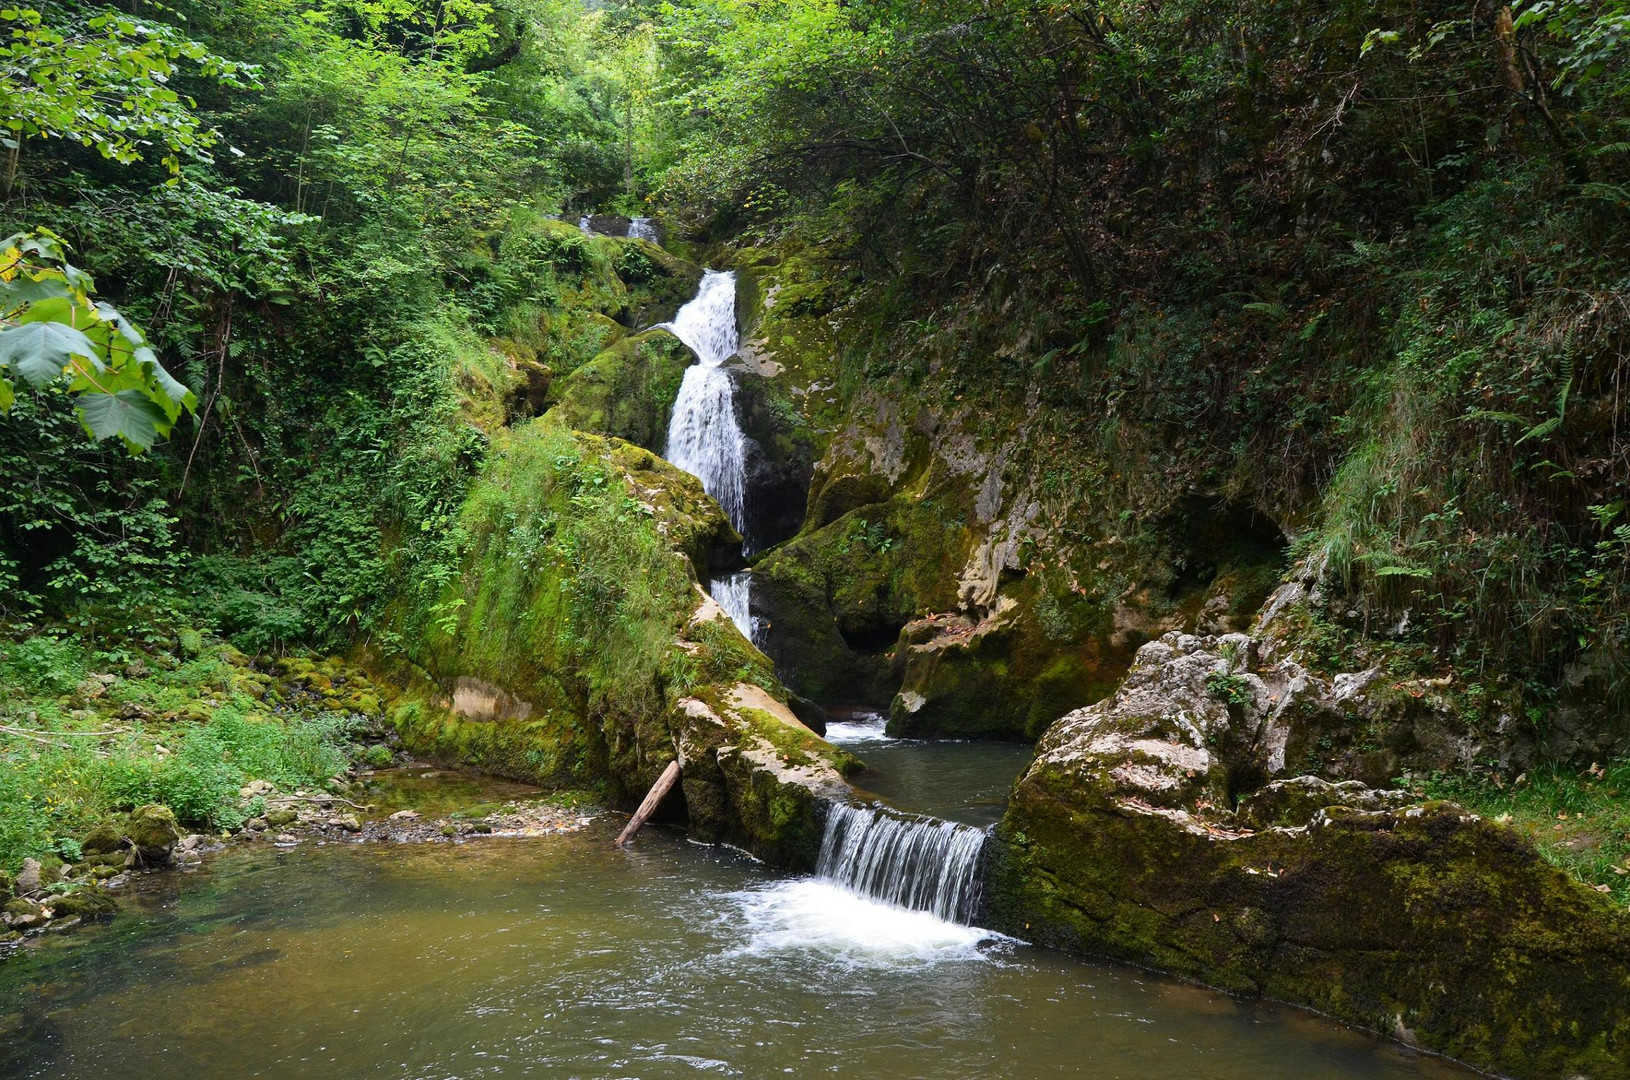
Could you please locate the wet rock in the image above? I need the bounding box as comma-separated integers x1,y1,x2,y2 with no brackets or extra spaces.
3,896,51,930
263,809,298,828
174,834,207,859
50,887,117,919
388,810,420,821
15,859,42,897
124,804,180,865
330,814,362,833
586,212,631,236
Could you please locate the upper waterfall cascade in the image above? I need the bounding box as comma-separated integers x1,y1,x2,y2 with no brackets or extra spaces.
663,270,758,637
816,803,988,925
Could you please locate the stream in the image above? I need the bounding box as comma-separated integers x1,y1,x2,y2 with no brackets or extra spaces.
0,742,1472,1080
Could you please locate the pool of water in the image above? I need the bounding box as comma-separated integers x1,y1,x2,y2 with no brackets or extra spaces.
826,710,1035,827
0,751,1475,1080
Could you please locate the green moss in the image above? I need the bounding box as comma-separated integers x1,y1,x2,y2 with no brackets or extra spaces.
543,331,695,451
992,773,1630,1080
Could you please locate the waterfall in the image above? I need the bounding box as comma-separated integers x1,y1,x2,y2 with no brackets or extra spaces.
628,216,659,242
664,271,760,646
663,270,748,538
577,214,591,232
710,571,758,644
816,803,988,925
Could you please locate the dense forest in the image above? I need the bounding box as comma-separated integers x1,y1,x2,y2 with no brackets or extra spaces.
4,1,1630,1076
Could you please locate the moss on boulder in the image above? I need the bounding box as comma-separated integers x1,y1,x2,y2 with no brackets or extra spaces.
124,805,179,865
991,630,1630,1079
543,331,696,451
383,422,854,866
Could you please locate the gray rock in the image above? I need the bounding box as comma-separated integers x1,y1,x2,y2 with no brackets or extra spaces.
15,859,42,896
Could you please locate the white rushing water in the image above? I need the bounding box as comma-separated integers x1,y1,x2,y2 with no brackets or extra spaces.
823,710,895,744
710,570,757,644
665,270,760,643
628,216,659,242
663,270,747,534
577,213,591,232
816,803,989,925
731,879,993,968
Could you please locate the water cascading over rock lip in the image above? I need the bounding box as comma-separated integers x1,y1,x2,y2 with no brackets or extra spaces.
662,270,747,537
815,802,990,925
660,270,766,646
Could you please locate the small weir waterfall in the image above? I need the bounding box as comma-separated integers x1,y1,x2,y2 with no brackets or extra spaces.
816,804,988,925
662,270,760,638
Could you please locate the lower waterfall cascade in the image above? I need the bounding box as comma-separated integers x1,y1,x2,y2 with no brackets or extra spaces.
815,803,989,925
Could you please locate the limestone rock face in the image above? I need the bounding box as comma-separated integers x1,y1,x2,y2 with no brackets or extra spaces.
993,630,1630,1080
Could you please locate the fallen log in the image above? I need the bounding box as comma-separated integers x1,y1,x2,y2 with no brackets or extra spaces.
614,759,682,847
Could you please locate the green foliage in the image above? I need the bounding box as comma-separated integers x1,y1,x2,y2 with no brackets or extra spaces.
0,3,253,173
1414,761,1630,905
425,424,696,724
0,630,377,869
1205,672,1255,707
101,705,360,828
0,229,194,449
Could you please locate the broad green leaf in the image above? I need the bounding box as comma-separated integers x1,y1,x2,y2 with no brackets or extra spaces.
1372,565,1434,579
1,274,71,306
142,350,195,414
76,389,167,450
0,320,99,385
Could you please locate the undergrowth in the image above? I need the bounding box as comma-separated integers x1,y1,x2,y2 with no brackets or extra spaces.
0,630,376,872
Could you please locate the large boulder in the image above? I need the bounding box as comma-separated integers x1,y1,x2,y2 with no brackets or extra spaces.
990,630,1630,1080
542,331,696,452
79,821,124,856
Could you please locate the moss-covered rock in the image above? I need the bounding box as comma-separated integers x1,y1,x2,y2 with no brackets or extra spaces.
124,805,179,865
991,630,1630,1079
79,821,123,856
50,886,118,919
382,422,854,866
543,331,696,451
